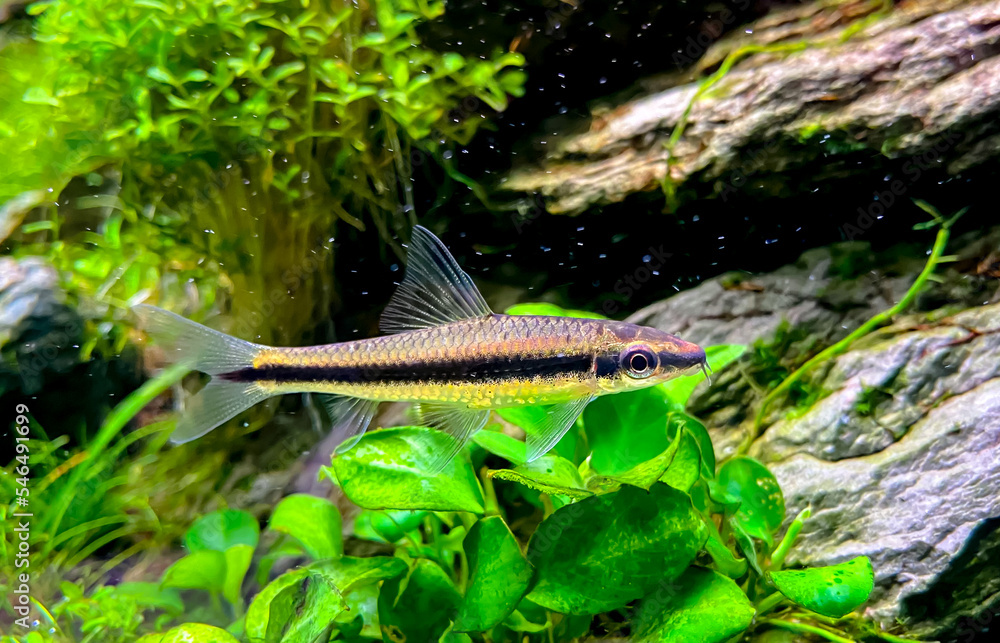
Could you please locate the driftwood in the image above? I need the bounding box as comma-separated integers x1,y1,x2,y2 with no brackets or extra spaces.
503,0,1000,215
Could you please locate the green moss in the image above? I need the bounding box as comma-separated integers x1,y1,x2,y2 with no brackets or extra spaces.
854,383,893,418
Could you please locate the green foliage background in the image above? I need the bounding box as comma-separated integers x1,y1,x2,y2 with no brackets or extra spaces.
1,0,524,351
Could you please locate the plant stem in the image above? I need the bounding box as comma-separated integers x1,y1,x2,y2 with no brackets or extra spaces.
744,220,955,454
755,591,787,616
759,618,856,643
480,466,501,516
875,632,929,643
770,507,812,570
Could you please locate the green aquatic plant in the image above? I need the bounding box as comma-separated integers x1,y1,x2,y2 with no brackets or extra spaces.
0,364,187,604
1,0,525,349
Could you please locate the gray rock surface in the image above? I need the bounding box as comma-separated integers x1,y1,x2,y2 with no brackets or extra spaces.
0,256,83,394
631,232,1000,640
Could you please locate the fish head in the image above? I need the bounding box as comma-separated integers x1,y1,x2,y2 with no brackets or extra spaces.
596,321,707,393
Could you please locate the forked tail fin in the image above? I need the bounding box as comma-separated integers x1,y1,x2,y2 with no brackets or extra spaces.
133,305,271,443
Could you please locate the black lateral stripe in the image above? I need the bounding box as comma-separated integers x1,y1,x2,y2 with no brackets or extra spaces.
595,355,619,378
220,352,598,384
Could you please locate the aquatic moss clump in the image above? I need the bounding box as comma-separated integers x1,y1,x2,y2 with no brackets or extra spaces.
1,0,525,348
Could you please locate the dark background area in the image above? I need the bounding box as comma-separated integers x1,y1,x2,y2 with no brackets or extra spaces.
324,0,993,342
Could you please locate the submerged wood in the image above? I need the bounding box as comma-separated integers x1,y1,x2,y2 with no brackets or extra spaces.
503,0,1000,214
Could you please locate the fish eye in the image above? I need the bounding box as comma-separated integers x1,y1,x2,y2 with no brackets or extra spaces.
621,345,658,379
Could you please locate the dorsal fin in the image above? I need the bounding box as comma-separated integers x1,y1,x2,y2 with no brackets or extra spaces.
380,225,493,334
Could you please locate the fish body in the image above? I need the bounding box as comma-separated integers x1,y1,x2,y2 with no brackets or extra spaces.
135,226,706,468
232,314,704,407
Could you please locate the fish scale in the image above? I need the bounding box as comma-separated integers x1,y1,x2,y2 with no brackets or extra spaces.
250,315,607,407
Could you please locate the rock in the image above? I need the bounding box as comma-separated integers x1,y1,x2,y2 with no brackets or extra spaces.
503,0,1000,216
760,306,1000,639
631,230,1000,640
0,256,83,394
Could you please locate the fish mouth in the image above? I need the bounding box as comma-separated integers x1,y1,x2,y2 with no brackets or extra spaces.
656,343,708,377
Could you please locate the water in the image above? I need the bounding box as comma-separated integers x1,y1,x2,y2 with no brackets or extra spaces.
1,0,997,641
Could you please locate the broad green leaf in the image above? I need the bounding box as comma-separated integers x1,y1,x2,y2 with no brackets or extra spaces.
379,559,461,643
717,457,785,547
659,344,746,409
768,557,874,618
329,427,484,514
280,570,346,643
729,519,764,578
223,544,254,606
111,582,184,614
490,455,593,500
583,387,676,474
505,302,606,319
660,415,716,491
161,550,226,593
502,609,550,633
473,427,527,464
703,529,748,579
526,484,707,614
633,567,755,643
353,509,427,543
455,517,534,632
269,493,343,560
579,415,712,493
309,556,408,593
184,509,259,553
135,623,240,643
580,423,683,493
245,568,309,643
669,412,716,479
245,563,350,643
335,583,381,639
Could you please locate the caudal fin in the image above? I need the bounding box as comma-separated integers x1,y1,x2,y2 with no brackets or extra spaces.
133,304,271,443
